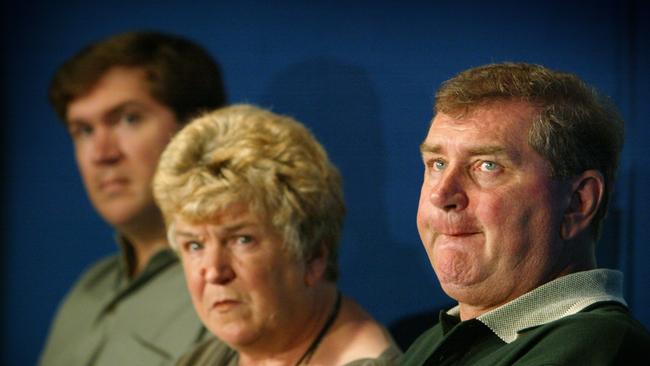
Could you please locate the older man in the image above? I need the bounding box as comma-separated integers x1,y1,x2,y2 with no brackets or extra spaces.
40,31,226,365
402,62,650,365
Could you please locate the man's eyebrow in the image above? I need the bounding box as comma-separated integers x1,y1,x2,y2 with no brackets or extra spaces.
420,143,505,155
420,142,441,154
105,101,144,120
467,145,506,156
67,101,143,126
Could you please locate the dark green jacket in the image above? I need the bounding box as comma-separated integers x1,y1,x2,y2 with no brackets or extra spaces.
402,302,650,365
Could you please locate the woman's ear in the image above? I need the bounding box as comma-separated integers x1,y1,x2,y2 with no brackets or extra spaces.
305,243,328,287
561,170,604,240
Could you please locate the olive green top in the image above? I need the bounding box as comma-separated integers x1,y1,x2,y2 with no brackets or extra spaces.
39,238,209,366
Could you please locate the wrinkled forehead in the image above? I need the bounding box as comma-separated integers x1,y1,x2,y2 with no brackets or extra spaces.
433,100,536,131
170,201,249,233
435,99,537,123
425,101,539,155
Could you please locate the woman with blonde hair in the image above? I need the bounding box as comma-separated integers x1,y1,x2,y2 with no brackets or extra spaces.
153,104,401,365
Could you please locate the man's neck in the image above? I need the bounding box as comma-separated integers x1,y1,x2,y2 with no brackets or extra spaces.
458,255,598,321
128,235,168,277
119,217,169,278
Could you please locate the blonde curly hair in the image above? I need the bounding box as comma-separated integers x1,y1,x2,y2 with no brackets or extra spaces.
153,104,345,281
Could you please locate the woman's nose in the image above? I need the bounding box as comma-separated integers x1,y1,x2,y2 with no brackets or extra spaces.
200,246,235,285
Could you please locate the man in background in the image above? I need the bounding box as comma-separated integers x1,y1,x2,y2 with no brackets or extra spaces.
40,31,227,365
402,62,650,365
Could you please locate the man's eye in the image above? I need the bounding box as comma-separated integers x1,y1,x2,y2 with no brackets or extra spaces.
69,124,93,138
479,161,499,172
432,159,446,171
120,112,141,125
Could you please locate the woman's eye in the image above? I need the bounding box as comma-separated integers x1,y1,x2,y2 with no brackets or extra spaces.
236,235,253,245
186,241,203,252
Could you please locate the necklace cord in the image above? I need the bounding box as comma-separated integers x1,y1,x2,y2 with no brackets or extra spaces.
295,291,342,366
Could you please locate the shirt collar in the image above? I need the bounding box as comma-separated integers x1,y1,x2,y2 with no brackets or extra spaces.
114,233,177,282
446,269,626,343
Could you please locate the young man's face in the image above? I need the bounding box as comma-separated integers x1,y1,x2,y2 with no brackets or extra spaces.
66,66,181,232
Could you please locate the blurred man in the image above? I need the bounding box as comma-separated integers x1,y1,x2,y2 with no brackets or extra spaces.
40,31,227,366
402,62,650,365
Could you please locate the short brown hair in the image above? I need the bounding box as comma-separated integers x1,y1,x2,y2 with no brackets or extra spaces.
153,104,346,281
435,62,624,239
49,31,226,123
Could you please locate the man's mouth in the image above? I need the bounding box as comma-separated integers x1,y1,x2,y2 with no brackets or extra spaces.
434,231,482,247
441,231,480,237
99,177,129,192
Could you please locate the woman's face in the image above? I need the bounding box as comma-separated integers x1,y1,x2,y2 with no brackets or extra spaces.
173,203,315,351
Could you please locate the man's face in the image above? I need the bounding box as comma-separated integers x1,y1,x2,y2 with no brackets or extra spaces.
67,66,181,231
173,204,313,351
417,101,570,313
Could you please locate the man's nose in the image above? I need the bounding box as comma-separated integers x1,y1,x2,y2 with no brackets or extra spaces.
428,167,469,212
201,246,235,285
91,127,122,164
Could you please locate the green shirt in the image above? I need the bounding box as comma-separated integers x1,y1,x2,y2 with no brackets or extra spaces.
39,239,209,366
401,269,650,365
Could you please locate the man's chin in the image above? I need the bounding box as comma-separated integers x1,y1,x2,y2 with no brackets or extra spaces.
95,205,143,228
433,260,484,292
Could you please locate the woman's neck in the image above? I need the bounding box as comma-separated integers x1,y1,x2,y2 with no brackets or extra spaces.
238,284,339,366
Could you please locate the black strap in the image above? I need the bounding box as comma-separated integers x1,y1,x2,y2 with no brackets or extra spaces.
295,291,342,365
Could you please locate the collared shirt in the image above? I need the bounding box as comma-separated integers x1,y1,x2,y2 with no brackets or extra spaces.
39,236,208,366
401,269,650,365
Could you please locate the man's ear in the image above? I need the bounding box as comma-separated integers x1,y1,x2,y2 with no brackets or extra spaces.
305,243,328,287
561,170,604,240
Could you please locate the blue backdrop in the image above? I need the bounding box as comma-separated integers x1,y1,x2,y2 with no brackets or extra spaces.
2,1,648,365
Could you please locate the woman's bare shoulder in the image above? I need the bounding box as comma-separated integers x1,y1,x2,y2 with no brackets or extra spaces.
315,296,402,365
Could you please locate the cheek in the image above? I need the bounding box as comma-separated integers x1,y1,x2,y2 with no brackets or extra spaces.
125,128,173,172
250,261,301,312
474,185,558,257
181,259,204,302
472,189,527,258
132,145,165,177
473,192,510,233
74,146,93,179
416,185,432,237
250,263,285,298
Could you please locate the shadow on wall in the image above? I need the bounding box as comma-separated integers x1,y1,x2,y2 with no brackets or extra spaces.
597,207,621,270
260,58,439,348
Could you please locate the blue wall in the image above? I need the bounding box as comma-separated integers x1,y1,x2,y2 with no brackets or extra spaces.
2,1,648,365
